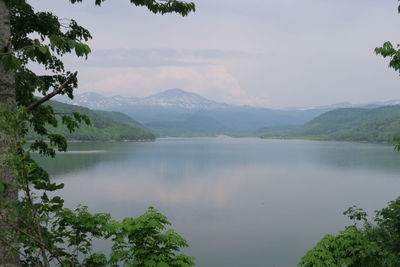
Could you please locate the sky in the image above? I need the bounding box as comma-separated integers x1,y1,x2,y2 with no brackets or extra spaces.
29,0,400,108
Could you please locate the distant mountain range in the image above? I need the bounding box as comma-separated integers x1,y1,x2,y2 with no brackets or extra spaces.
56,89,400,137
57,89,229,110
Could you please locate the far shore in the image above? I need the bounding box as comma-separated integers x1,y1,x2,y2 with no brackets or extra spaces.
26,139,155,143
260,135,396,146
25,136,397,146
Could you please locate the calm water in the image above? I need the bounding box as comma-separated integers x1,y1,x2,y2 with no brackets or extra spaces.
33,138,400,267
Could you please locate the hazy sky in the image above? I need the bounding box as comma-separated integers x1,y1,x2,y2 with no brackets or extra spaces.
30,0,399,108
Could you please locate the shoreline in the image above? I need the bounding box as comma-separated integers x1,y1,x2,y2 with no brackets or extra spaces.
260,136,395,146
26,136,396,146
26,139,155,143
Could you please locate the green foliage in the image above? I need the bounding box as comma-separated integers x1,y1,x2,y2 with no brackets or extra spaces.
375,42,400,73
68,0,195,16
0,108,194,266
343,206,367,226
301,4,400,266
374,1,400,74
300,227,381,267
0,0,92,156
108,207,195,267
1,0,195,265
394,137,400,151
1,0,194,156
299,198,400,267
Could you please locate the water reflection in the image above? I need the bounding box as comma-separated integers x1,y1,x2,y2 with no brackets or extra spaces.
33,142,142,177
32,138,400,266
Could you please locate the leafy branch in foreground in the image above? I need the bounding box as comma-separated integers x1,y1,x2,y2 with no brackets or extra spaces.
299,198,400,267
375,0,400,72
370,3,400,149
0,108,195,266
1,0,195,265
375,42,400,74
394,137,400,151
300,4,400,266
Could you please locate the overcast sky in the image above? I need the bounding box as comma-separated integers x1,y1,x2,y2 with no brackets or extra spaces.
30,0,400,108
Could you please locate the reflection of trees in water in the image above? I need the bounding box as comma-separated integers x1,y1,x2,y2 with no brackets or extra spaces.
31,142,140,177
310,142,400,173
31,140,400,180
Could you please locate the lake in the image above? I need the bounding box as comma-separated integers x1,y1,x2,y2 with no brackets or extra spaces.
33,138,400,267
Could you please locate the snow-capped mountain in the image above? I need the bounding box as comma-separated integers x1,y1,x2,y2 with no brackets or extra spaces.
58,88,400,112
57,88,229,110
137,88,229,109
56,92,139,109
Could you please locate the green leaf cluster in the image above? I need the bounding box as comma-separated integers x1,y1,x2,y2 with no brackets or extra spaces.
108,207,195,266
68,0,195,17
375,41,400,73
299,198,400,267
0,108,194,266
375,2,400,75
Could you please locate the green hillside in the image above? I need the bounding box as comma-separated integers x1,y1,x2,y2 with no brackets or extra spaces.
27,101,155,141
262,105,400,143
94,110,146,129
333,117,400,143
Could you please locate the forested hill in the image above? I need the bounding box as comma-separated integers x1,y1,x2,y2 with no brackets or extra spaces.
28,100,155,141
262,105,400,143
94,110,147,129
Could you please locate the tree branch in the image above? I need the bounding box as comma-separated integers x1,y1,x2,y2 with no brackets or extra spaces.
0,45,35,55
0,235,39,266
27,72,77,112
2,217,63,266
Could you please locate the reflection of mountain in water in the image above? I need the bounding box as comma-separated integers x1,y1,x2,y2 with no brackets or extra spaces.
310,141,400,173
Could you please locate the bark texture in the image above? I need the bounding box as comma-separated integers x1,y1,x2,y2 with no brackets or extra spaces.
0,1,19,266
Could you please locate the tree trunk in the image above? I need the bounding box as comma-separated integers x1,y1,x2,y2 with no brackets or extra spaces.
0,1,19,266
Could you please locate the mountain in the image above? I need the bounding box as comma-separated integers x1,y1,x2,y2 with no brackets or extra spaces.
58,89,228,110
134,88,229,109
56,92,140,109
57,89,400,137
266,105,400,143
27,100,155,141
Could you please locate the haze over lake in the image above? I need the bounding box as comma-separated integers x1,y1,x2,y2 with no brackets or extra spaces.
34,138,400,267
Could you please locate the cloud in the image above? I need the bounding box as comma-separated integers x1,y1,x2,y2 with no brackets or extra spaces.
76,48,251,68
76,64,270,106
30,0,400,108
62,47,271,106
